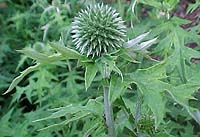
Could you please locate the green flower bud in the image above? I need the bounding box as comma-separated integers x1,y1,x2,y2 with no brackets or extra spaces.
71,4,126,58
33,42,45,53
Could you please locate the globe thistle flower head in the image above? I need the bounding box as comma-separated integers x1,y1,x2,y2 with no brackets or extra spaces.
71,4,126,58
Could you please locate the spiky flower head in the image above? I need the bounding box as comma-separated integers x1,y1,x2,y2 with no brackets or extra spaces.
71,4,126,58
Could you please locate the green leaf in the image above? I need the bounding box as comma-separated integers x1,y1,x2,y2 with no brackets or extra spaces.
38,111,90,131
130,62,167,82
137,81,167,128
170,84,198,104
34,97,103,131
10,86,25,105
97,55,123,80
83,123,99,137
129,62,168,128
187,63,200,83
18,48,65,64
85,63,98,90
165,27,200,83
0,108,14,136
18,48,48,62
109,76,125,103
33,104,81,122
127,37,157,52
139,0,162,8
166,84,200,124
49,42,86,60
3,63,41,95
183,46,200,63
42,53,64,64
85,97,104,116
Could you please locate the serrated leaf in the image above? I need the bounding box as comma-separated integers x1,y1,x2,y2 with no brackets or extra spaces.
85,97,104,116
49,42,86,60
85,63,98,90
18,47,64,64
0,108,14,136
163,26,200,83
83,123,99,137
18,48,48,61
38,112,90,131
137,81,167,128
42,53,64,64
109,76,125,103
131,62,167,81
170,84,198,104
187,63,200,83
33,104,81,122
183,46,200,63
10,86,25,105
3,63,41,95
96,55,123,80
112,64,123,81
34,97,103,131
166,83,200,125
129,63,168,128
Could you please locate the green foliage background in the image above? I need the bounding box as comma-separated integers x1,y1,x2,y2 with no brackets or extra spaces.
0,0,200,136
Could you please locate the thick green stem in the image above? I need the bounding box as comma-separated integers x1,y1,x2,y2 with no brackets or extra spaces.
103,86,115,137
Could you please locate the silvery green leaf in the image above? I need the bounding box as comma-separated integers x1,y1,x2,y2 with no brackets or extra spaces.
125,31,150,48
129,37,157,51
193,110,200,124
136,37,157,51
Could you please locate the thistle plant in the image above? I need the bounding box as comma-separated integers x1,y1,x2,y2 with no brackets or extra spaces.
4,2,160,137
71,4,127,137
71,4,126,58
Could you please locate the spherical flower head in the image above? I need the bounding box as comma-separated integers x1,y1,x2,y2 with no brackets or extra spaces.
71,4,126,58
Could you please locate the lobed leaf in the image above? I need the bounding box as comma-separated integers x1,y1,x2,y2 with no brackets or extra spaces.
3,63,41,95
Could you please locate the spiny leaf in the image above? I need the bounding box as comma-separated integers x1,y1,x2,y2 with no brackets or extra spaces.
3,63,41,95
166,83,200,125
83,123,99,137
18,48,64,64
136,37,157,51
38,112,90,131
85,97,104,116
137,81,167,128
33,104,80,122
96,55,123,79
129,62,168,128
18,48,48,61
109,76,125,103
131,61,167,81
125,31,150,48
49,42,86,60
85,63,98,90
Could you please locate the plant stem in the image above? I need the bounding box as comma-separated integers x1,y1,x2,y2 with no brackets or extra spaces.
103,86,116,137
